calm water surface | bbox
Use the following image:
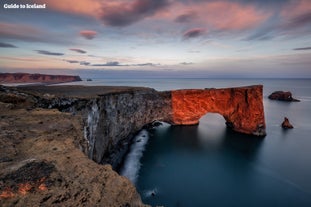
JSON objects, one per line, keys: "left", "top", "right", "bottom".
{"left": 132, "top": 79, "right": 311, "bottom": 207}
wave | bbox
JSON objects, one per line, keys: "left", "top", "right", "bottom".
{"left": 142, "top": 187, "right": 158, "bottom": 198}
{"left": 298, "top": 96, "right": 311, "bottom": 102}
{"left": 120, "top": 130, "right": 149, "bottom": 184}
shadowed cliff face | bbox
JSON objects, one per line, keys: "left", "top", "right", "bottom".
{"left": 171, "top": 85, "right": 266, "bottom": 136}
{"left": 84, "top": 89, "right": 172, "bottom": 169}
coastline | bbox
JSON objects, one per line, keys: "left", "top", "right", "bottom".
{"left": 0, "top": 84, "right": 266, "bottom": 206}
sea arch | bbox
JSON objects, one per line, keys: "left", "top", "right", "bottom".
{"left": 170, "top": 85, "right": 266, "bottom": 136}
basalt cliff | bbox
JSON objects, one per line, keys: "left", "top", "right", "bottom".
{"left": 0, "top": 73, "right": 82, "bottom": 84}
{"left": 0, "top": 84, "right": 265, "bottom": 206}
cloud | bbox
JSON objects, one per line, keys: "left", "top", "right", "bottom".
{"left": 35, "top": 0, "right": 101, "bottom": 17}
{"left": 35, "top": 50, "right": 64, "bottom": 56}
{"left": 100, "top": 0, "right": 170, "bottom": 26}
{"left": 175, "top": 12, "right": 197, "bottom": 23}
{"left": 63, "top": 59, "right": 79, "bottom": 63}
{"left": 80, "top": 30, "right": 97, "bottom": 39}
{"left": 0, "top": 22, "right": 73, "bottom": 44}
{"left": 180, "top": 62, "right": 194, "bottom": 65}
{"left": 0, "top": 42, "right": 17, "bottom": 48}
{"left": 63, "top": 59, "right": 90, "bottom": 65}
{"left": 188, "top": 50, "right": 200, "bottom": 53}
{"left": 134, "top": 63, "right": 159, "bottom": 66}
{"left": 280, "top": 0, "right": 311, "bottom": 31}
{"left": 0, "top": 22, "right": 45, "bottom": 42}
{"left": 91, "top": 61, "right": 158, "bottom": 67}
{"left": 293, "top": 47, "right": 311, "bottom": 51}
{"left": 183, "top": 28, "right": 205, "bottom": 39}
{"left": 69, "top": 48, "right": 87, "bottom": 54}
{"left": 284, "top": 12, "right": 311, "bottom": 30}
{"left": 92, "top": 61, "right": 120, "bottom": 66}
{"left": 80, "top": 61, "right": 90, "bottom": 66}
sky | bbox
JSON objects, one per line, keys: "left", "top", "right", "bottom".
{"left": 0, "top": 0, "right": 310, "bottom": 78}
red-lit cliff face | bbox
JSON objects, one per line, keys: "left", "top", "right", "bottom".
{"left": 0, "top": 73, "right": 82, "bottom": 84}
{"left": 171, "top": 85, "right": 266, "bottom": 136}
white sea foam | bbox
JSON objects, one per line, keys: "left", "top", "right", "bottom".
{"left": 143, "top": 188, "right": 158, "bottom": 198}
{"left": 120, "top": 130, "right": 149, "bottom": 184}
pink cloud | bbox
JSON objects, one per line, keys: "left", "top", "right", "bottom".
{"left": 0, "top": 22, "right": 44, "bottom": 41}
{"left": 99, "top": 0, "right": 170, "bottom": 26}
{"left": 280, "top": 0, "right": 311, "bottom": 30}
{"left": 281, "top": 0, "right": 311, "bottom": 20}
{"left": 80, "top": 30, "right": 97, "bottom": 39}
{"left": 36, "top": 0, "right": 170, "bottom": 26}
{"left": 156, "top": 1, "right": 270, "bottom": 31}
{"left": 36, "top": 0, "right": 101, "bottom": 17}
{"left": 0, "top": 22, "right": 73, "bottom": 44}
{"left": 202, "top": 1, "right": 268, "bottom": 31}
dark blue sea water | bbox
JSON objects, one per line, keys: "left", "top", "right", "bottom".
{"left": 64, "top": 78, "right": 311, "bottom": 206}
{"left": 114, "top": 79, "right": 311, "bottom": 207}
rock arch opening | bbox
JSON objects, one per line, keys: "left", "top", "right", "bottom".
{"left": 198, "top": 113, "right": 227, "bottom": 147}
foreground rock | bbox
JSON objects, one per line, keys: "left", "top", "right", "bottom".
{"left": 0, "top": 95, "right": 147, "bottom": 206}
{"left": 282, "top": 117, "right": 294, "bottom": 129}
{"left": 268, "top": 91, "right": 300, "bottom": 102}
{"left": 0, "top": 73, "right": 82, "bottom": 84}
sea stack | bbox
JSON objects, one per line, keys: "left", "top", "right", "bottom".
{"left": 282, "top": 117, "right": 294, "bottom": 129}
{"left": 268, "top": 91, "right": 300, "bottom": 102}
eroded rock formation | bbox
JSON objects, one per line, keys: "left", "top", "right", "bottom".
{"left": 268, "top": 91, "right": 300, "bottom": 102}
{"left": 171, "top": 85, "right": 266, "bottom": 136}
{"left": 0, "top": 73, "right": 82, "bottom": 84}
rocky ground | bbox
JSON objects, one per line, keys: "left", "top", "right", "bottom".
{"left": 0, "top": 86, "right": 147, "bottom": 207}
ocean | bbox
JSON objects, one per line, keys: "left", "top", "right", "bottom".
{"left": 65, "top": 78, "right": 311, "bottom": 206}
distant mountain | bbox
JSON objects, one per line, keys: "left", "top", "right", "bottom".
{"left": 0, "top": 73, "right": 82, "bottom": 84}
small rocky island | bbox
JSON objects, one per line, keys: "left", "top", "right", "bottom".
{"left": 282, "top": 117, "right": 294, "bottom": 129}
{"left": 0, "top": 84, "right": 266, "bottom": 206}
{"left": 0, "top": 73, "right": 82, "bottom": 84}
{"left": 268, "top": 91, "right": 300, "bottom": 102}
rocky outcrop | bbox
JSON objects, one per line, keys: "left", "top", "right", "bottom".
{"left": 268, "top": 91, "right": 300, "bottom": 102}
{"left": 171, "top": 85, "right": 266, "bottom": 136}
{"left": 282, "top": 117, "right": 294, "bottom": 129}
{"left": 0, "top": 73, "right": 82, "bottom": 84}
{"left": 0, "top": 104, "right": 147, "bottom": 207}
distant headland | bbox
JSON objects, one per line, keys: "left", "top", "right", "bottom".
{"left": 0, "top": 73, "right": 82, "bottom": 84}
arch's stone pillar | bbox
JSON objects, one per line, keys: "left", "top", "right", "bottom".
{"left": 171, "top": 85, "right": 266, "bottom": 136}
